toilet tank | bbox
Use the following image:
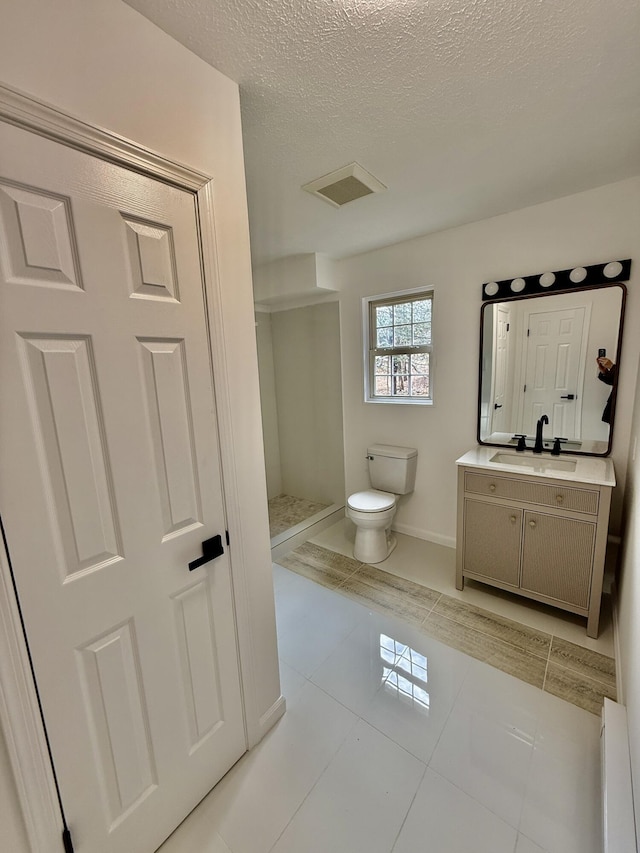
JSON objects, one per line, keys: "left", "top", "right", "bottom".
{"left": 367, "top": 444, "right": 418, "bottom": 494}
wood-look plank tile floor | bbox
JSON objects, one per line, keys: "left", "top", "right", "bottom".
{"left": 277, "top": 542, "right": 616, "bottom": 715}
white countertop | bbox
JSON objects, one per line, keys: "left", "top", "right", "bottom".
{"left": 456, "top": 446, "right": 616, "bottom": 488}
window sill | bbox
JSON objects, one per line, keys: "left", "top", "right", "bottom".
{"left": 364, "top": 397, "right": 433, "bottom": 406}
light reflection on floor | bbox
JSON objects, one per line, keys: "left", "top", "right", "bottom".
{"left": 380, "top": 634, "right": 430, "bottom": 712}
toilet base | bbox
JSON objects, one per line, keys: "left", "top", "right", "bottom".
{"left": 354, "top": 528, "right": 397, "bottom": 564}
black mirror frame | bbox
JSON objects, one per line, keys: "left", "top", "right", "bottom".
{"left": 477, "top": 263, "right": 629, "bottom": 457}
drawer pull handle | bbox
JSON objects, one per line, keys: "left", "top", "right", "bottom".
{"left": 556, "top": 494, "right": 564, "bottom": 504}
{"left": 510, "top": 515, "right": 517, "bottom": 523}
{"left": 489, "top": 484, "right": 496, "bottom": 492}
{"left": 529, "top": 520, "right": 537, "bottom": 529}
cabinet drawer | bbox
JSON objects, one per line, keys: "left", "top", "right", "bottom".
{"left": 464, "top": 471, "right": 599, "bottom": 515}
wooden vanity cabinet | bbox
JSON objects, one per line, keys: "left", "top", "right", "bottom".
{"left": 456, "top": 466, "right": 612, "bottom": 638}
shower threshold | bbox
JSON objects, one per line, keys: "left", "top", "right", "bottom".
{"left": 269, "top": 499, "right": 345, "bottom": 554}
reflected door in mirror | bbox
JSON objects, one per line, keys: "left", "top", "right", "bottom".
{"left": 521, "top": 305, "right": 586, "bottom": 440}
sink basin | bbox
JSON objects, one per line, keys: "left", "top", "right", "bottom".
{"left": 489, "top": 452, "right": 577, "bottom": 473}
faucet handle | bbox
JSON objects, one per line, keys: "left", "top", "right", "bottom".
{"left": 513, "top": 434, "right": 527, "bottom": 452}
{"left": 551, "top": 437, "right": 567, "bottom": 456}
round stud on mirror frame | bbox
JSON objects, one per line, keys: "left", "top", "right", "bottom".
{"left": 539, "top": 272, "right": 555, "bottom": 288}
{"left": 569, "top": 267, "right": 587, "bottom": 283}
{"left": 603, "top": 261, "right": 623, "bottom": 279}
{"left": 510, "top": 278, "right": 525, "bottom": 292}
{"left": 484, "top": 281, "right": 499, "bottom": 297}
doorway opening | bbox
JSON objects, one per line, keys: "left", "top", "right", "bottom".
{"left": 255, "top": 302, "right": 345, "bottom": 548}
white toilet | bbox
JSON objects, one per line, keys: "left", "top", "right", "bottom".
{"left": 347, "top": 444, "right": 418, "bottom": 563}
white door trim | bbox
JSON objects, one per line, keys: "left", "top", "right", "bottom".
{"left": 0, "top": 83, "right": 278, "bottom": 853}
{"left": 0, "top": 522, "right": 62, "bottom": 851}
{"left": 0, "top": 83, "right": 209, "bottom": 191}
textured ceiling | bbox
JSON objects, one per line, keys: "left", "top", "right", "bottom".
{"left": 125, "top": 0, "right": 640, "bottom": 266}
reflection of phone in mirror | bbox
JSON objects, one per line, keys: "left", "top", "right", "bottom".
{"left": 598, "top": 348, "right": 606, "bottom": 358}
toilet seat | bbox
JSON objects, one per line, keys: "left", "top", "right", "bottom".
{"left": 347, "top": 489, "right": 395, "bottom": 513}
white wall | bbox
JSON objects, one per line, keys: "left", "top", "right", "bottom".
{"left": 256, "top": 311, "right": 283, "bottom": 498}
{"left": 337, "top": 177, "right": 640, "bottom": 547}
{"left": 617, "top": 349, "right": 640, "bottom": 838}
{"left": 0, "top": 0, "right": 281, "bottom": 847}
{"left": 253, "top": 253, "right": 338, "bottom": 306}
{"left": 271, "top": 302, "right": 345, "bottom": 506}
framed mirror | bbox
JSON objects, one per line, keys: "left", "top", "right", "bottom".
{"left": 478, "top": 261, "right": 629, "bottom": 456}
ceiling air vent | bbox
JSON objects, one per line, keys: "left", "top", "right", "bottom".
{"left": 302, "top": 162, "right": 386, "bottom": 208}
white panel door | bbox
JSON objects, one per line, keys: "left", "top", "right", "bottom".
{"left": 520, "top": 306, "right": 586, "bottom": 440}
{"left": 0, "top": 122, "right": 246, "bottom": 852}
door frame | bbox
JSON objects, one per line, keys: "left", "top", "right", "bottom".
{"left": 488, "top": 303, "right": 513, "bottom": 437}
{"left": 0, "top": 83, "right": 280, "bottom": 852}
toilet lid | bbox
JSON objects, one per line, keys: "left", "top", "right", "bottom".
{"left": 347, "top": 489, "right": 395, "bottom": 512}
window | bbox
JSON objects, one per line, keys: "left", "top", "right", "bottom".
{"left": 364, "top": 288, "right": 433, "bottom": 404}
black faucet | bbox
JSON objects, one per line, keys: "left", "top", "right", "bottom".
{"left": 533, "top": 415, "right": 549, "bottom": 454}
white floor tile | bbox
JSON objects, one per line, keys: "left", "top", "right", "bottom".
{"left": 158, "top": 823, "right": 233, "bottom": 853}
{"left": 535, "top": 686, "right": 601, "bottom": 745}
{"left": 271, "top": 720, "right": 425, "bottom": 853}
{"left": 311, "top": 618, "right": 399, "bottom": 715}
{"left": 276, "top": 575, "right": 368, "bottom": 677}
{"left": 429, "top": 660, "right": 540, "bottom": 828}
{"left": 519, "top": 693, "right": 601, "bottom": 853}
{"left": 278, "top": 659, "right": 307, "bottom": 702}
{"left": 271, "top": 564, "right": 330, "bottom": 631}
{"left": 362, "top": 629, "right": 470, "bottom": 763}
{"left": 196, "top": 681, "right": 357, "bottom": 853}
{"left": 272, "top": 560, "right": 299, "bottom": 589}
{"left": 377, "top": 533, "right": 457, "bottom": 589}
{"left": 310, "top": 518, "right": 356, "bottom": 558}
{"left": 455, "top": 657, "right": 544, "bottom": 736}
{"left": 310, "top": 610, "right": 426, "bottom": 715}
{"left": 515, "top": 834, "right": 548, "bottom": 853}
{"left": 391, "top": 768, "right": 518, "bottom": 853}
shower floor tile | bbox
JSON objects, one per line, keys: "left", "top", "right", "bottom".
{"left": 268, "top": 494, "right": 330, "bottom": 538}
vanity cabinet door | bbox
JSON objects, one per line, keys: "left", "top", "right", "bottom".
{"left": 520, "top": 512, "right": 596, "bottom": 609}
{"left": 463, "top": 499, "right": 522, "bottom": 587}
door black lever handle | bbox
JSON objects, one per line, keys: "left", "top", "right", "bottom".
{"left": 560, "top": 394, "right": 575, "bottom": 400}
{"left": 188, "top": 535, "right": 224, "bottom": 571}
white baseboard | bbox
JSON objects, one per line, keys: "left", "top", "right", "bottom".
{"left": 250, "top": 694, "right": 286, "bottom": 748}
{"left": 392, "top": 522, "right": 456, "bottom": 550}
{"left": 601, "top": 698, "right": 637, "bottom": 853}
{"left": 610, "top": 579, "right": 624, "bottom": 704}
{"left": 391, "top": 518, "right": 621, "bottom": 557}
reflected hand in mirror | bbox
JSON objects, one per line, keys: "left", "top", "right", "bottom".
{"left": 596, "top": 357, "right": 617, "bottom": 425}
